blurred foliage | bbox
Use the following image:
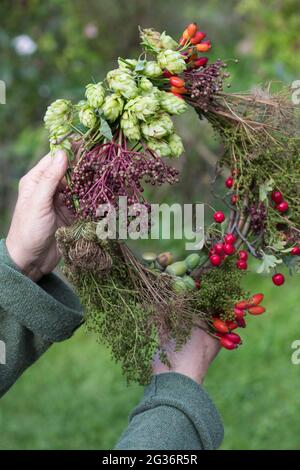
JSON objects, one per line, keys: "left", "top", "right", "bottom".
{"left": 0, "top": 0, "right": 300, "bottom": 449}
{"left": 237, "top": 0, "right": 300, "bottom": 79}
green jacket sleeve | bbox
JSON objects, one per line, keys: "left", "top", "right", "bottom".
{"left": 116, "top": 372, "right": 224, "bottom": 450}
{"left": 0, "top": 239, "right": 83, "bottom": 398}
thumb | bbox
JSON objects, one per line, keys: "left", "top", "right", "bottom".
{"left": 35, "top": 150, "right": 68, "bottom": 204}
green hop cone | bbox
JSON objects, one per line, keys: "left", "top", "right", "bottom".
{"left": 147, "top": 139, "right": 171, "bottom": 157}
{"left": 107, "top": 69, "right": 138, "bottom": 99}
{"left": 103, "top": 94, "right": 124, "bottom": 122}
{"left": 50, "top": 139, "right": 72, "bottom": 154}
{"left": 120, "top": 111, "right": 141, "bottom": 141}
{"left": 143, "top": 61, "right": 162, "bottom": 78}
{"left": 160, "top": 91, "right": 188, "bottom": 115}
{"left": 168, "top": 133, "right": 184, "bottom": 158}
{"left": 85, "top": 82, "right": 105, "bottom": 108}
{"left": 147, "top": 87, "right": 161, "bottom": 101}
{"left": 49, "top": 124, "right": 71, "bottom": 143}
{"left": 118, "top": 58, "right": 138, "bottom": 71}
{"left": 44, "top": 99, "right": 72, "bottom": 132}
{"left": 157, "top": 50, "right": 186, "bottom": 74}
{"left": 126, "top": 94, "right": 159, "bottom": 121}
{"left": 139, "top": 77, "right": 153, "bottom": 92}
{"left": 79, "top": 104, "right": 97, "bottom": 128}
{"left": 140, "top": 28, "right": 162, "bottom": 49}
{"left": 160, "top": 32, "right": 178, "bottom": 50}
{"left": 141, "top": 113, "right": 174, "bottom": 139}
{"left": 159, "top": 113, "right": 174, "bottom": 134}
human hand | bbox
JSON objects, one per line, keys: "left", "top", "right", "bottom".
{"left": 152, "top": 325, "right": 220, "bottom": 385}
{"left": 6, "top": 150, "right": 71, "bottom": 282}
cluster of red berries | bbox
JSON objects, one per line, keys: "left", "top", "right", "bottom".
{"left": 236, "top": 250, "right": 248, "bottom": 270}
{"left": 271, "top": 190, "right": 289, "bottom": 213}
{"left": 225, "top": 174, "right": 240, "bottom": 206}
{"left": 211, "top": 190, "right": 298, "bottom": 286}
{"left": 223, "top": 178, "right": 298, "bottom": 286}
{"left": 209, "top": 229, "right": 250, "bottom": 271}
{"left": 163, "top": 23, "right": 212, "bottom": 100}
{"left": 209, "top": 231, "right": 237, "bottom": 267}
{"left": 179, "top": 22, "right": 211, "bottom": 53}
{"left": 213, "top": 293, "right": 265, "bottom": 350}
{"left": 270, "top": 190, "right": 299, "bottom": 286}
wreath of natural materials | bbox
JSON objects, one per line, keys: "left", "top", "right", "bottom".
{"left": 44, "top": 23, "right": 300, "bottom": 384}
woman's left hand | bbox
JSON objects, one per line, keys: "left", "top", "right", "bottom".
{"left": 6, "top": 150, "right": 70, "bottom": 282}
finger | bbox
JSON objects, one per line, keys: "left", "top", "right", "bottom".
{"left": 18, "top": 153, "right": 54, "bottom": 198}
{"left": 57, "top": 175, "right": 68, "bottom": 192}
{"left": 35, "top": 150, "right": 68, "bottom": 204}
{"left": 71, "top": 137, "right": 83, "bottom": 154}
{"left": 54, "top": 192, "right": 75, "bottom": 227}
{"left": 25, "top": 153, "right": 53, "bottom": 184}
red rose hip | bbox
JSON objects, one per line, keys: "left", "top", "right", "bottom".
{"left": 193, "top": 57, "right": 208, "bottom": 68}
{"left": 213, "top": 318, "right": 229, "bottom": 334}
{"left": 220, "top": 336, "right": 238, "bottom": 350}
{"left": 226, "top": 320, "right": 238, "bottom": 331}
{"left": 248, "top": 306, "right": 266, "bottom": 315}
{"left": 169, "top": 76, "right": 185, "bottom": 88}
{"left": 225, "top": 333, "right": 242, "bottom": 344}
{"left": 190, "top": 31, "right": 206, "bottom": 45}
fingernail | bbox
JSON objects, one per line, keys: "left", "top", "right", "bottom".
{"left": 53, "top": 150, "right": 66, "bottom": 164}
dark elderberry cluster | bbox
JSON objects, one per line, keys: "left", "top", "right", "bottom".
{"left": 184, "top": 60, "right": 228, "bottom": 112}
{"left": 63, "top": 143, "right": 179, "bottom": 219}
{"left": 249, "top": 202, "right": 267, "bottom": 234}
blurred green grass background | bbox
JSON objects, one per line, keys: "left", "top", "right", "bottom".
{"left": 0, "top": 0, "right": 300, "bottom": 450}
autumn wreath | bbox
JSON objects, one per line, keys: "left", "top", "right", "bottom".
{"left": 44, "top": 23, "right": 300, "bottom": 384}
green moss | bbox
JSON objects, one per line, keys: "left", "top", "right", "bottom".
{"left": 69, "top": 248, "right": 158, "bottom": 385}
{"left": 193, "top": 258, "right": 247, "bottom": 320}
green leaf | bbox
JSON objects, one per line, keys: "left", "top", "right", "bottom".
{"left": 72, "top": 122, "right": 89, "bottom": 134}
{"left": 256, "top": 251, "right": 282, "bottom": 274}
{"left": 135, "top": 60, "right": 147, "bottom": 72}
{"left": 259, "top": 178, "right": 274, "bottom": 202}
{"left": 283, "top": 255, "right": 300, "bottom": 275}
{"left": 269, "top": 240, "right": 293, "bottom": 253}
{"left": 100, "top": 117, "right": 113, "bottom": 140}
